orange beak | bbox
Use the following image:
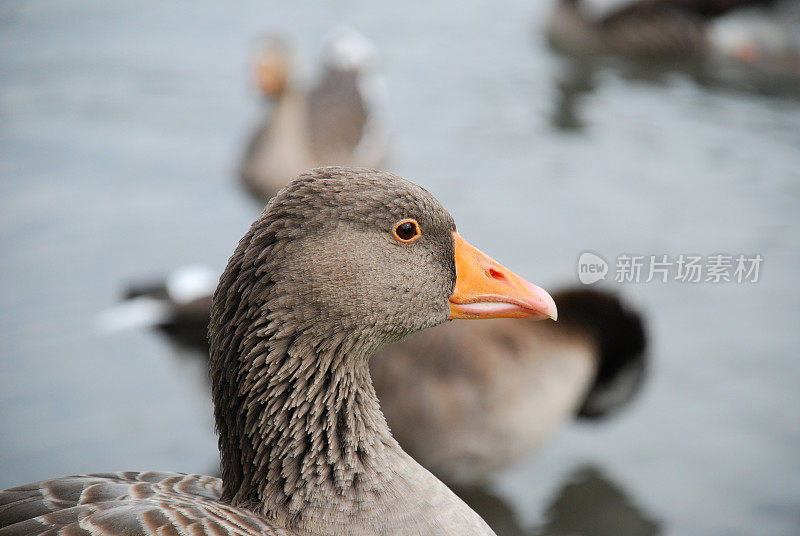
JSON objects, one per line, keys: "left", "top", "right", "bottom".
{"left": 256, "top": 64, "right": 284, "bottom": 97}
{"left": 254, "top": 48, "right": 288, "bottom": 98}
{"left": 449, "top": 232, "right": 557, "bottom": 321}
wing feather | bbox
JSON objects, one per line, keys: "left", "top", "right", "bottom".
{"left": 0, "top": 473, "right": 294, "bottom": 536}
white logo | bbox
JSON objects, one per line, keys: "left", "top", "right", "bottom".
{"left": 578, "top": 252, "right": 608, "bottom": 285}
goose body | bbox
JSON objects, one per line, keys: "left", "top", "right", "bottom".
{"left": 372, "top": 319, "right": 597, "bottom": 483}
{"left": 240, "top": 32, "right": 389, "bottom": 203}
{"left": 1, "top": 168, "right": 558, "bottom": 536}
{"left": 372, "top": 289, "right": 646, "bottom": 484}
{"left": 546, "top": 0, "right": 777, "bottom": 58}
{"left": 0, "top": 473, "right": 288, "bottom": 536}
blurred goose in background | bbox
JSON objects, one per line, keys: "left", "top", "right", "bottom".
{"left": 371, "top": 288, "right": 646, "bottom": 484}
{"left": 97, "top": 265, "right": 217, "bottom": 349}
{"left": 546, "top": 0, "right": 779, "bottom": 59}
{"left": 547, "top": 0, "right": 800, "bottom": 131}
{"left": 2, "top": 167, "right": 562, "bottom": 536}
{"left": 710, "top": 0, "right": 800, "bottom": 76}
{"left": 239, "top": 30, "right": 390, "bottom": 202}
{"left": 102, "top": 266, "right": 647, "bottom": 485}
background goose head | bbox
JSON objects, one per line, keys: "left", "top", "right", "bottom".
{"left": 240, "top": 31, "right": 390, "bottom": 205}
{"left": 254, "top": 36, "right": 291, "bottom": 99}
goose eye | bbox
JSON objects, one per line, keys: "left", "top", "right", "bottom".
{"left": 393, "top": 219, "right": 421, "bottom": 243}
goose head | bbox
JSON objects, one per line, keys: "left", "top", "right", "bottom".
{"left": 215, "top": 167, "right": 556, "bottom": 353}
{"left": 253, "top": 36, "right": 291, "bottom": 98}
{"left": 210, "top": 167, "right": 556, "bottom": 517}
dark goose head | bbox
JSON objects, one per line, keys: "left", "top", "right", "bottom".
{"left": 208, "top": 167, "right": 555, "bottom": 532}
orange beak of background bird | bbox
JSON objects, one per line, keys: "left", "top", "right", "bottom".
{"left": 449, "top": 232, "right": 558, "bottom": 321}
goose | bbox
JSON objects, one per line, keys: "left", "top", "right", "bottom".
{"left": 239, "top": 31, "right": 389, "bottom": 203}
{"left": 103, "top": 276, "right": 646, "bottom": 485}
{"left": 0, "top": 167, "right": 558, "bottom": 536}
{"left": 546, "top": 0, "right": 778, "bottom": 59}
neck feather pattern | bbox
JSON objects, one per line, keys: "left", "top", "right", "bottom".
{"left": 212, "top": 318, "right": 400, "bottom": 514}
{"left": 208, "top": 220, "right": 403, "bottom": 531}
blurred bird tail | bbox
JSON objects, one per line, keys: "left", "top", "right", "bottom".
{"left": 553, "top": 288, "right": 648, "bottom": 420}
{"left": 96, "top": 295, "right": 171, "bottom": 334}
{"left": 95, "top": 265, "right": 217, "bottom": 335}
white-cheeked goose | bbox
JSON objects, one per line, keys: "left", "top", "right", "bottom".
{"left": 0, "top": 167, "right": 558, "bottom": 536}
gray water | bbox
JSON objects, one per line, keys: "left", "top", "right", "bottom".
{"left": 1, "top": 1, "right": 799, "bottom": 535}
